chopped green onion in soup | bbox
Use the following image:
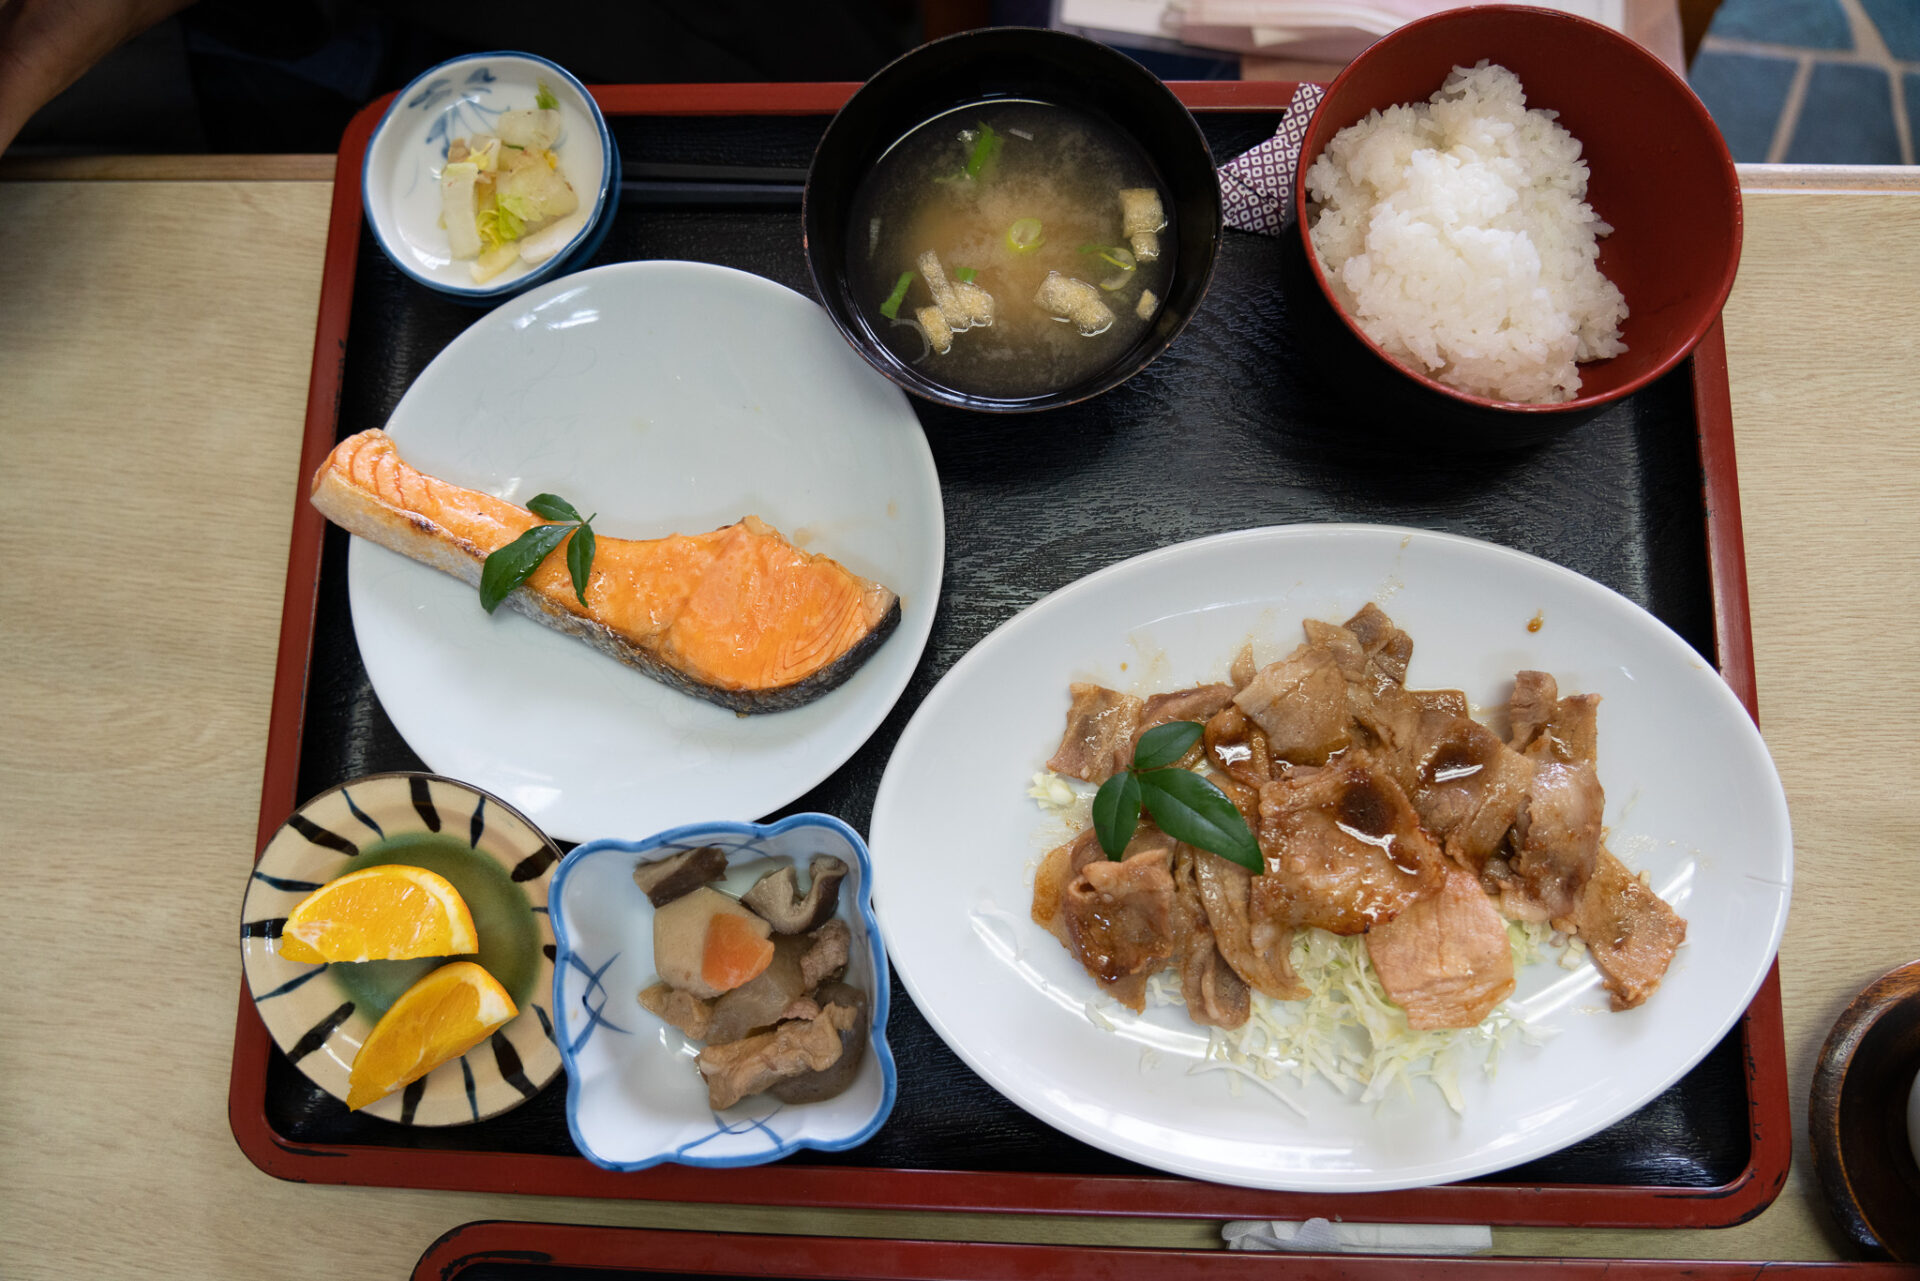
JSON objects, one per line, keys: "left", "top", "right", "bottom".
{"left": 1006, "top": 218, "right": 1045, "bottom": 253}
{"left": 878, "top": 270, "right": 915, "bottom": 320}
{"left": 964, "top": 122, "right": 1003, "bottom": 180}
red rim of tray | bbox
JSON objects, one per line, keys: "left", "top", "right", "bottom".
{"left": 232, "top": 79, "right": 1790, "bottom": 1229}
{"left": 414, "top": 1222, "right": 1913, "bottom": 1280}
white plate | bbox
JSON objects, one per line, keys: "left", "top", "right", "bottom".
{"left": 349, "top": 261, "right": 943, "bottom": 844}
{"left": 868, "top": 524, "right": 1792, "bottom": 1192}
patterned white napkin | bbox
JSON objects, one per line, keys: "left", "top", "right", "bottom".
{"left": 1217, "top": 82, "right": 1327, "bottom": 235}
{"left": 1224, "top": 1217, "right": 1493, "bottom": 1253}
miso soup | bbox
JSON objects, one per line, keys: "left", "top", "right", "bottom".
{"left": 848, "top": 99, "right": 1174, "bottom": 399}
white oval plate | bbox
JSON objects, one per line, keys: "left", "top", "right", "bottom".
{"left": 868, "top": 524, "right": 1792, "bottom": 1192}
{"left": 348, "top": 261, "right": 943, "bottom": 843}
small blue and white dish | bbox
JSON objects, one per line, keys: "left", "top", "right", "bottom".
{"left": 363, "top": 51, "right": 618, "bottom": 301}
{"left": 551, "top": 814, "right": 897, "bottom": 1170}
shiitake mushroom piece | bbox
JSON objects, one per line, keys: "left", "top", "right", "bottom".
{"left": 741, "top": 854, "right": 849, "bottom": 934}
{"left": 632, "top": 845, "right": 730, "bottom": 907}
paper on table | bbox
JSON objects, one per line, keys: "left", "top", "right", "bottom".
{"left": 1061, "top": 0, "right": 1624, "bottom": 62}
{"left": 1058, "top": 0, "right": 1178, "bottom": 41}
{"left": 1224, "top": 1218, "right": 1493, "bottom": 1253}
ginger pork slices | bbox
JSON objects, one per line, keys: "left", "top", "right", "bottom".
{"left": 1034, "top": 603, "right": 1689, "bottom": 1031}
{"left": 310, "top": 429, "right": 900, "bottom": 712}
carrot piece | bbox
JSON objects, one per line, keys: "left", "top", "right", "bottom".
{"left": 701, "top": 912, "right": 774, "bottom": 993}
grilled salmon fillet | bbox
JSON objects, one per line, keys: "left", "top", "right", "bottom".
{"left": 310, "top": 429, "right": 900, "bottom": 712}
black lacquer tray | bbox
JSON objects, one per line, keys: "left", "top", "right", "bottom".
{"left": 231, "top": 82, "right": 1788, "bottom": 1226}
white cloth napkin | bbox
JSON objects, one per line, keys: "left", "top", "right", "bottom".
{"left": 1223, "top": 1217, "right": 1493, "bottom": 1253}
{"left": 1216, "top": 82, "right": 1326, "bottom": 235}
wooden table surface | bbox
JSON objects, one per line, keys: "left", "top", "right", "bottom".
{"left": 2, "top": 158, "right": 1916, "bottom": 1278}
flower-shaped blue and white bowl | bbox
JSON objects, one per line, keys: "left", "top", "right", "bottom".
{"left": 363, "top": 51, "right": 619, "bottom": 301}
{"left": 551, "top": 814, "right": 897, "bottom": 1170}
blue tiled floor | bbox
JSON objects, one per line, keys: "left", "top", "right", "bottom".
{"left": 1690, "top": 50, "right": 1799, "bottom": 161}
{"left": 1860, "top": 0, "right": 1920, "bottom": 60}
{"left": 1691, "top": 0, "right": 1919, "bottom": 163}
{"left": 1708, "top": 0, "right": 1854, "bottom": 51}
{"left": 1785, "top": 62, "right": 1904, "bottom": 161}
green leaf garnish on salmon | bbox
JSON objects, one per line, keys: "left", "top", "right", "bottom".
{"left": 480, "top": 492, "right": 598, "bottom": 612}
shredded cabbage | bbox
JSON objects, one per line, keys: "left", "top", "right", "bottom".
{"left": 1027, "top": 771, "right": 1079, "bottom": 811}
{"left": 1509, "top": 918, "right": 1553, "bottom": 967}
{"left": 1198, "top": 927, "right": 1548, "bottom": 1115}
{"left": 1030, "top": 770, "right": 1555, "bottom": 1114}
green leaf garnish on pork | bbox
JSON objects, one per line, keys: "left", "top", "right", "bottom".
{"left": 1138, "top": 768, "right": 1261, "bottom": 871}
{"left": 1091, "top": 721, "right": 1261, "bottom": 871}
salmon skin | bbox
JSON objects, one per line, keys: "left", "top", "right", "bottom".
{"left": 310, "top": 429, "right": 900, "bottom": 713}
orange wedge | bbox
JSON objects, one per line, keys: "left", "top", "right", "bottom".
{"left": 277, "top": 864, "right": 478, "bottom": 965}
{"left": 347, "top": 961, "right": 517, "bottom": 1110}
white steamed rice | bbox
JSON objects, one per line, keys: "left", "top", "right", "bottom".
{"left": 1304, "top": 61, "right": 1628, "bottom": 404}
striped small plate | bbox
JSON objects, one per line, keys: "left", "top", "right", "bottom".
{"left": 240, "top": 772, "right": 562, "bottom": 1125}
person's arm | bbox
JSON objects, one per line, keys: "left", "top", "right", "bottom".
{"left": 0, "top": 0, "right": 196, "bottom": 156}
